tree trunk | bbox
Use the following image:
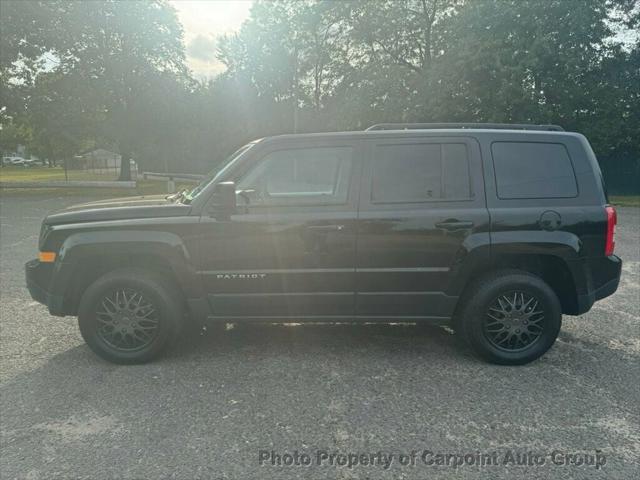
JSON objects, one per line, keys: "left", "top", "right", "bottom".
{"left": 118, "top": 150, "right": 132, "bottom": 181}
{"left": 292, "top": 44, "right": 299, "bottom": 133}
{"left": 47, "top": 142, "right": 55, "bottom": 167}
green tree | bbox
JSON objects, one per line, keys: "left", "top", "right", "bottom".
{"left": 61, "top": 0, "right": 188, "bottom": 179}
{"left": 0, "top": 116, "right": 32, "bottom": 161}
{"left": 26, "top": 71, "right": 100, "bottom": 167}
{"left": 1, "top": 0, "right": 189, "bottom": 179}
{"left": 2, "top": 0, "right": 638, "bottom": 192}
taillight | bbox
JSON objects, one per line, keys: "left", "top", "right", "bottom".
{"left": 605, "top": 205, "right": 617, "bottom": 256}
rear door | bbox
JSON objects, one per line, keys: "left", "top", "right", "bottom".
{"left": 355, "top": 135, "right": 489, "bottom": 319}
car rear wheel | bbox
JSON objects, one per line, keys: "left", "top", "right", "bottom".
{"left": 78, "top": 268, "right": 182, "bottom": 364}
{"left": 457, "top": 270, "right": 562, "bottom": 365}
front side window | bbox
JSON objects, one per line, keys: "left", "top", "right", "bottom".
{"left": 237, "top": 146, "right": 353, "bottom": 206}
{"left": 372, "top": 143, "right": 472, "bottom": 203}
{"left": 492, "top": 142, "right": 578, "bottom": 199}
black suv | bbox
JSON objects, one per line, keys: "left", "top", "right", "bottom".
{"left": 26, "top": 123, "right": 621, "bottom": 365}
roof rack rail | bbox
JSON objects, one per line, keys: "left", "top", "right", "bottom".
{"left": 365, "top": 123, "right": 565, "bottom": 132}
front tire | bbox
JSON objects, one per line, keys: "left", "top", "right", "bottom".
{"left": 457, "top": 270, "right": 562, "bottom": 365}
{"left": 78, "top": 268, "right": 182, "bottom": 364}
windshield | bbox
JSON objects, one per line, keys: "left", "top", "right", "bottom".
{"left": 184, "top": 143, "right": 255, "bottom": 202}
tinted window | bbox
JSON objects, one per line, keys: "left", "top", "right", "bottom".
{"left": 492, "top": 142, "right": 578, "bottom": 199}
{"left": 237, "top": 146, "right": 352, "bottom": 205}
{"left": 372, "top": 143, "right": 471, "bottom": 203}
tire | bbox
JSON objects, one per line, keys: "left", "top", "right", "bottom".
{"left": 78, "top": 268, "right": 183, "bottom": 364}
{"left": 456, "top": 269, "right": 562, "bottom": 365}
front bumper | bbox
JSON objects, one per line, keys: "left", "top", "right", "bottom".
{"left": 25, "top": 259, "right": 66, "bottom": 316}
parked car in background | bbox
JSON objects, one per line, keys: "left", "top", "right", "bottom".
{"left": 6, "top": 157, "right": 37, "bottom": 167}
{"left": 3, "top": 156, "right": 27, "bottom": 166}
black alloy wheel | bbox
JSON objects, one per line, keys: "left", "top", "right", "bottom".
{"left": 95, "top": 288, "right": 160, "bottom": 351}
{"left": 78, "top": 268, "right": 182, "bottom": 364}
{"left": 457, "top": 270, "right": 562, "bottom": 365}
{"left": 482, "top": 291, "right": 545, "bottom": 352}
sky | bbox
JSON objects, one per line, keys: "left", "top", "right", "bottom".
{"left": 170, "top": 0, "right": 253, "bottom": 79}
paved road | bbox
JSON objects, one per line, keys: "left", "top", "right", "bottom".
{"left": 1, "top": 192, "right": 638, "bottom": 480}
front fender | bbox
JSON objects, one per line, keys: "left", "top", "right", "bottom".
{"left": 52, "top": 230, "right": 200, "bottom": 299}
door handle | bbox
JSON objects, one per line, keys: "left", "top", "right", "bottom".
{"left": 435, "top": 220, "right": 474, "bottom": 231}
{"left": 307, "top": 224, "right": 345, "bottom": 232}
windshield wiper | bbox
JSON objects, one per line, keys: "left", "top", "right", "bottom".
{"left": 166, "top": 188, "right": 189, "bottom": 203}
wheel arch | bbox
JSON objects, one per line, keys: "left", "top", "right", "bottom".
{"left": 455, "top": 253, "right": 581, "bottom": 315}
{"left": 55, "top": 231, "right": 200, "bottom": 316}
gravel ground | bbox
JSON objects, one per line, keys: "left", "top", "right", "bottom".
{"left": 1, "top": 192, "right": 638, "bottom": 480}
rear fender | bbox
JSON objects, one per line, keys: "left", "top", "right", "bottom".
{"left": 489, "top": 231, "right": 587, "bottom": 293}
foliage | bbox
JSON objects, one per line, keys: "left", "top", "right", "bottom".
{"left": 1, "top": 0, "right": 188, "bottom": 178}
{"left": 1, "top": 0, "right": 638, "bottom": 189}
{"left": 213, "top": 0, "right": 639, "bottom": 162}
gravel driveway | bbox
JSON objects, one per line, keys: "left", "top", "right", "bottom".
{"left": 1, "top": 192, "right": 638, "bottom": 480}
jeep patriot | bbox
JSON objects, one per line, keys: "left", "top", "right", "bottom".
{"left": 26, "top": 123, "right": 622, "bottom": 364}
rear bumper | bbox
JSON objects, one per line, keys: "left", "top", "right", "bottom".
{"left": 25, "top": 259, "right": 66, "bottom": 316}
{"left": 575, "top": 255, "right": 621, "bottom": 315}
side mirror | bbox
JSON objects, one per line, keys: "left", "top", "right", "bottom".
{"left": 208, "top": 181, "right": 236, "bottom": 219}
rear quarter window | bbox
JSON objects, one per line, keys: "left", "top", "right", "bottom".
{"left": 491, "top": 142, "right": 578, "bottom": 199}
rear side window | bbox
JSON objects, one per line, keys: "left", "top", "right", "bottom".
{"left": 372, "top": 143, "right": 472, "bottom": 203}
{"left": 492, "top": 142, "right": 578, "bottom": 199}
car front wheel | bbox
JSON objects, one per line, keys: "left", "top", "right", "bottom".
{"left": 78, "top": 268, "right": 182, "bottom": 364}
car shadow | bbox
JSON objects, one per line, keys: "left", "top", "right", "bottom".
{"left": 0, "top": 323, "right": 470, "bottom": 441}
{"left": 2, "top": 320, "right": 637, "bottom": 479}
{"left": 165, "top": 321, "right": 467, "bottom": 365}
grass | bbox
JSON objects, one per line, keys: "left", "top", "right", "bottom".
{"left": 1, "top": 166, "right": 196, "bottom": 198}
{"left": 610, "top": 195, "right": 640, "bottom": 207}
{"left": 0, "top": 165, "right": 121, "bottom": 182}
{"left": 1, "top": 179, "right": 195, "bottom": 198}
{"left": 0, "top": 165, "right": 182, "bottom": 197}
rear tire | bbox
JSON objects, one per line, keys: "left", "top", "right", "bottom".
{"left": 78, "top": 268, "right": 183, "bottom": 364}
{"left": 457, "top": 270, "right": 561, "bottom": 365}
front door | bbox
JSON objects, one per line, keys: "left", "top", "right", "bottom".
{"left": 198, "top": 138, "right": 361, "bottom": 319}
{"left": 355, "top": 136, "right": 490, "bottom": 319}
